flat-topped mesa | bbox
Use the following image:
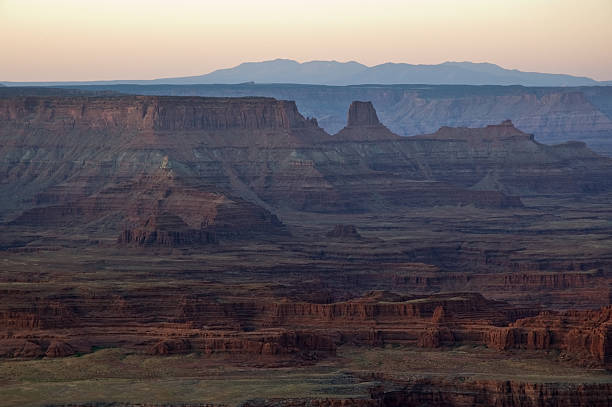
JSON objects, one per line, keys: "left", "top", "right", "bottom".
{"left": 333, "top": 101, "right": 400, "bottom": 141}
{"left": 151, "top": 97, "right": 317, "bottom": 131}
{"left": 0, "top": 95, "right": 319, "bottom": 132}
{"left": 422, "top": 119, "right": 535, "bottom": 142}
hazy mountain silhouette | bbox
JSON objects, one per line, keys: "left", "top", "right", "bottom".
{"left": 2, "top": 59, "right": 609, "bottom": 87}
{"left": 114, "top": 59, "right": 607, "bottom": 86}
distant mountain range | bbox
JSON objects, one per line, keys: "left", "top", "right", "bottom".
{"left": 2, "top": 59, "right": 611, "bottom": 87}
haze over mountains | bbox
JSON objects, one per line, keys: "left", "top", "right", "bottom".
{"left": 3, "top": 59, "right": 611, "bottom": 87}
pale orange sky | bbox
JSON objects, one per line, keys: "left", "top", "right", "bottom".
{"left": 1, "top": 0, "right": 611, "bottom": 81}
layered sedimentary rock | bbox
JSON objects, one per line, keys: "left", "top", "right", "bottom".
{"left": 83, "top": 83, "right": 612, "bottom": 156}
{"left": 0, "top": 95, "right": 311, "bottom": 234}
{"left": 4, "top": 92, "right": 611, "bottom": 234}
{"left": 2, "top": 285, "right": 610, "bottom": 368}
{"left": 347, "top": 101, "right": 381, "bottom": 126}
{"left": 118, "top": 212, "right": 217, "bottom": 246}
{"left": 333, "top": 101, "right": 399, "bottom": 141}
{"left": 2, "top": 90, "right": 612, "bottom": 406}
{"left": 407, "top": 120, "right": 612, "bottom": 194}
{"left": 326, "top": 224, "right": 361, "bottom": 239}
{"left": 484, "top": 307, "right": 612, "bottom": 366}
{"left": 0, "top": 93, "right": 540, "bottom": 232}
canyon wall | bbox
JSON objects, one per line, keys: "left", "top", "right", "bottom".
{"left": 1, "top": 287, "right": 610, "bottom": 368}
{"left": 2, "top": 91, "right": 612, "bottom": 239}
{"left": 69, "top": 83, "right": 612, "bottom": 156}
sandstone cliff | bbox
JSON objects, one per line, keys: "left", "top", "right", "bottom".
{"left": 0, "top": 93, "right": 532, "bottom": 233}
{"left": 2, "top": 93, "right": 611, "bottom": 238}
{"left": 4, "top": 288, "right": 608, "bottom": 368}
{"left": 74, "top": 83, "right": 612, "bottom": 156}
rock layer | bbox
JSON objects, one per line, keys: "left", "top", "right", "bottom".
{"left": 2, "top": 287, "right": 610, "bottom": 368}
{"left": 0, "top": 93, "right": 548, "bottom": 231}
{"left": 78, "top": 83, "right": 612, "bottom": 156}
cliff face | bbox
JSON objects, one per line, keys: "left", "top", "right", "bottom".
{"left": 0, "top": 95, "right": 316, "bottom": 132}
{"left": 0, "top": 94, "right": 523, "bottom": 232}
{"left": 3, "top": 90, "right": 612, "bottom": 407}
{"left": 77, "top": 83, "right": 612, "bottom": 156}
{"left": 489, "top": 307, "right": 612, "bottom": 366}
{"left": 0, "top": 95, "right": 317, "bottom": 235}
{"left": 346, "top": 101, "right": 381, "bottom": 126}
{"left": 2, "top": 93, "right": 611, "bottom": 237}
{"left": 399, "top": 120, "right": 612, "bottom": 194}
{"left": 334, "top": 101, "right": 399, "bottom": 141}
{"left": 117, "top": 212, "right": 218, "bottom": 246}
{"left": 1, "top": 287, "right": 610, "bottom": 368}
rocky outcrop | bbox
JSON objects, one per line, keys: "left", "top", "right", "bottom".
{"left": 91, "top": 84, "right": 612, "bottom": 155}
{"left": 326, "top": 225, "right": 361, "bottom": 239}
{"left": 347, "top": 101, "right": 381, "bottom": 127}
{"left": 0, "top": 339, "right": 44, "bottom": 358}
{"left": 148, "top": 338, "right": 192, "bottom": 355}
{"left": 334, "top": 101, "right": 399, "bottom": 141}
{"left": 0, "top": 279, "right": 611, "bottom": 367}
{"left": 404, "top": 120, "right": 612, "bottom": 194}
{"left": 503, "top": 271, "right": 599, "bottom": 290}
{"left": 118, "top": 213, "right": 217, "bottom": 246}
{"left": 45, "top": 340, "right": 76, "bottom": 357}
{"left": 1, "top": 94, "right": 546, "bottom": 227}
{"left": 485, "top": 307, "right": 612, "bottom": 367}
{"left": 9, "top": 169, "right": 286, "bottom": 242}
{"left": 0, "top": 94, "right": 327, "bottom": 228}
{"left": 105, "top": 83, "right": 612, "bottom": 156}
{"left": 417, "top": 327, "right": 454, "bottom": 348}
{"left": 0, "top": 95, "right": 319, "bottom": 132}
{"left": 0, "top": 289, "right": 546, "bottom": 361}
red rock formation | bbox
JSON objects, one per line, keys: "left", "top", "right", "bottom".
{"left": 45, "top": 340, "right": 76, "bottom": 357}
{"left": 347, "top": 101, "right": 381, "bottom": 127}
{"left": 0, "top": 95, "right": 320, "bottom": 133}
{"left": 417, "top": 327, "right": 454, "bottom": 348}
{"left": 334, "top": 101, "right": 399, "bottom": 141}
{"left": 0, "top": 94, "right": 540, "bottom": 227}
{"left": 118, "top": 212, "right": 217, "bottom": 246}
{"left": 409, "top": 120, "right": 612, "bottom": 194}
{"left": 0, "top": 339, "right": 44, "bottom": 358}
{"left": 1, "top": 281, "right": 611, "bottom": 369}
{"left": 485, "top": 307, "right": 612, "bottom": 368}
{"left": 148, "top": 338, "right": 192, "bottom": 355}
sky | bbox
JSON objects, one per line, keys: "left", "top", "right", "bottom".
{"left": 1, "top": 0, "right": 611, "bottom": 81}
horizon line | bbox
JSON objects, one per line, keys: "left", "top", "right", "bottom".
{"left": 1, "top": 58, "right": 609, "bottom": 84}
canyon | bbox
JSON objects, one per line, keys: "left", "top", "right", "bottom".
{"left": 1, "top": 87, "right": 612, "bottom": 406}
{"left": 55, "top": 83, "right": 612, "bottom": 156}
